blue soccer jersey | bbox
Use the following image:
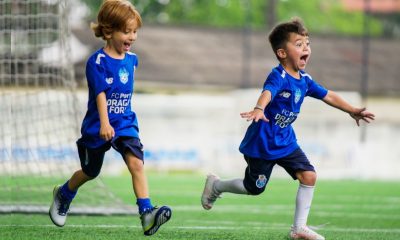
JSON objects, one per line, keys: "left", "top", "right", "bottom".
{"left": 79, "top": 48, "right": 139, "bottom": 148}
{"left": 239, "top": 64, "right": 328, "bottom": 160}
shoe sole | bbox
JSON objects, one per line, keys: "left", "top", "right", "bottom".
{"left": 144, "top": 206, "right": 172, "bottom": 236}
{"left": 290, "top": 232, "right": 325, "bottom": 240}
{"left": 201, "top": 174, "right": 219, "bottom": 210}
{"left": 49, "top": 186, "right": 65, "bottom": 227}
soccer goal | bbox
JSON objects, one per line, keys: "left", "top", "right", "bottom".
{"left": 0, "top": 0, "right": 135, "bottom": 215}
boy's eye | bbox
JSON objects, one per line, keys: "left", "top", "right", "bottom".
{"left": 124, "top": 29, "right": 137, "bottom": 34}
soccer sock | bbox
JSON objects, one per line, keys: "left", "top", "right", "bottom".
{"left": 293, "top": 184, "right": 315, "bottom": 229}
{"left": 60, "top": 181, "right": 77, "bottom": 201}
{"left": 136, "top": 198, "right": 153, "bottom": 215}
{"left": 214, "top": 179, "right": 248, "bottom": 194}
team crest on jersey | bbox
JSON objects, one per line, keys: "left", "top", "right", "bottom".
{"left": 279, "top": 91, "right": 291, "bottom": 98}
{"left": 119, "top": 67, "right": 129, "bottom": 84}
{"left": 256, "top": 175, "right": 267, "bottom": 188}
{"left": 105, "top": 77, "right": 113, "bottom": 84}
{"left": 294, "top": 88, "right": 301, "bottom": 104}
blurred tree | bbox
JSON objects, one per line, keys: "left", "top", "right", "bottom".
{"left": 79, "top": 0, "right": 398, "bottom": 37}
{"left": 376, "top": 13, "right": 400, "bottom": 37}
{"left": 277, "top": 0, "right": 382, "bottom": 36}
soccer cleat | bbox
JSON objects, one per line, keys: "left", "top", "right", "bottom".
{"left": 49, "top": 185, "right": 71, "bottom": 227}
{"left": 201, "top": 174, "right": 221, "bottom": 210}
{"left": 289, "top": 225, "right": 325, "bottom": 240}
{"left": 141, "top": 206, "right": 172, "bottom": 236}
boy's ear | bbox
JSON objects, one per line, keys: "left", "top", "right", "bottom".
{"left": 103, "top": 29, "right": 112, "bottom": 40}
{"left": 276, "top": 49, "right": 286, "bottom": 59}
{"left": 104, "top": 33, "right": 112, "bottom": 40}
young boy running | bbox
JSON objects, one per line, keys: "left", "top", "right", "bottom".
{"left": 49, "top": 0, "right": 171, "bottom": 235}
{"left": 201, "top": 18, "right": 374, "bottom": 240}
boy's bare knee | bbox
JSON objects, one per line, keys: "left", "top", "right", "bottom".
{"left": 126, "top": 155, "right": 144, "bottom": 173}
{"left": 297, "top": 171, "right": 317, "bottom": 186}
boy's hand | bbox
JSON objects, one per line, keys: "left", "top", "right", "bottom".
{"left": 240, "top": 109, "right": 269, "bottom": 123}
{"left": 99, "top": 123, "right": 115, "bottom": 141}
{"left": 350, "top": 107, "right": 375, "bottom": 126}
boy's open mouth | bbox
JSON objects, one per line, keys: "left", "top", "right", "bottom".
{"left": 300, "top": 54, "right": 309, "bottom": 64}
{"left": 124, "top": 42, "right": 131, "bottom": 50}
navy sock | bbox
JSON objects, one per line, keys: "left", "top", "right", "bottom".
{"left": 136, "top": 198, "right": 153, "bottom": 215}
{"left": 60, "top": 181, "right": 77, "bottom": 201}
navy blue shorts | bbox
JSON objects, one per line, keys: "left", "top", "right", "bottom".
{"left": 76, "top": 136, "right": 144, "bottom": 178}
{"left": 243, "top": 147, "right": 315, "bottom": 195}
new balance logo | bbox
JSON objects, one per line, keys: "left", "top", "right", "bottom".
{"left": 279, "top": 91, "right": 291, "bottom": 98}
{"left": 106, "top": 78, "right": 113, "bottom": 84}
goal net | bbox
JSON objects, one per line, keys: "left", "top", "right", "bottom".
{"left": 1, "top": 0, "right": 135, "bottom": 215}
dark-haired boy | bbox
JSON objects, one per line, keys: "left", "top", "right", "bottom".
{"left": 201, "top": 18, "right": 374, "bottom": 240}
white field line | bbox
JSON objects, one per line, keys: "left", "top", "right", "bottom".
{"left": 1, "top": 224, "right": 400, "bottom": 234}
{"left": 154, "top": 191, "right": 400, "bottom": 204}
{"left": 156, "top": 191, "right": 400, "bottom": 207}
{"left": 172, "top": 203, "right": 400, "bottom": 211}
{"left": 316, "top": 195, "right": 400, "bottom": 203}
{"left": 170, "top": 205, "right": 400, "bottom": 220}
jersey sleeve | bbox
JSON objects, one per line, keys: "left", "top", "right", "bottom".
{"left": 262, "top": 71, "right": 283, "bottom": 99}
{"left": 305, "top": 78, "right": 328, "bottom": 99}
{"left": 86, "top": 59, "right": 110, "bottom": 97}
{"left": 129, "top": 53, "right": 139, "bottom": 73}
{"left": 134, "top": 55, "right": 139, "bottom": 69}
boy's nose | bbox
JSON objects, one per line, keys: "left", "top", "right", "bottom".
{"left": 131, "top": 33, "right": 137, "bottom": 41}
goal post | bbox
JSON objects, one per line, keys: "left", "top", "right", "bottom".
{"left": 0, "top": 0, "right": 135, "bottom": 215}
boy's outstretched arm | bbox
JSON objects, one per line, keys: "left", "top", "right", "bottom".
{"left": 322, "top": 90, "right": 375, "bottom": 126}
{"left": 240, "top": 90, "right": 271, "bottom": 123}
{"left": 96, "top": 92, "right": 115, "bottom": 141}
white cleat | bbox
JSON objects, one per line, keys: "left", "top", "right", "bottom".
{"left": 289, "top": 225, "right": 325, "bottom": 240}
{"left": 49, "top": 185, "right": 71, "bottom": 227}
{"left": 141, "top": 206, "right": 172, "bottom": 236}
{"left": 201, "top": 174, "right": 221, "bottom": 210}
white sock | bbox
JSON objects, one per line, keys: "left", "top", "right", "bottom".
{"left": 293, "top": 184, "right": 315, "bottom": 229}
{"left": 214, "top": 179, "right": 248, "bottom": 194}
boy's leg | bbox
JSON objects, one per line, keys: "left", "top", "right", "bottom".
{"left": 201, "top": 175, "right": 248, "bottom": 210}
{"left": 49, "top": 142, "right": 107, "bottom": 227}
{"left": 201, "top": 156, "right": 274, "bottom": 210}
{"left": 116, "top": 137, "right": 171, "bottom": 236}
{"left": 290, "top": 171, "right": 324, "bottom": 239}
{"left": 124, "top": 151, "right": 171, "bottom": 236}
{"left": 68, "top": 169, "right": 94, "bottom": 190}
{"left": 215, "top": 178, "right": 248, "bottom": 194}
{"left": 49, "top": 171, "right": 96, "bottom": 227}
{"left": 125, "top": 151, "right": 149, "bottom": 198}
{"left": 294, "top": 171, "right": 316, "bottom": 229}
{"left": 278, "top": 148, "right": 324, "bottom": 240}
